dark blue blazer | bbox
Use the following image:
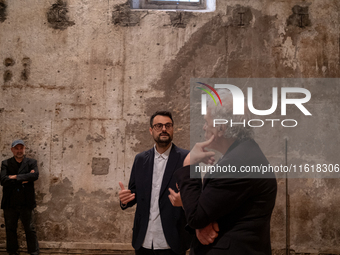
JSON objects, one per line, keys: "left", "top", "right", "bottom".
{"left": 121, "top": 144, "right": 192, "bottom": 254}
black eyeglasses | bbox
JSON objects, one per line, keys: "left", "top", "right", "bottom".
{"left": 152, "top": 123, "right": 173, "bottom": 131}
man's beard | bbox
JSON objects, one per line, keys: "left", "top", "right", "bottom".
{"left": 155, "top": 132, "right": 172, "bottom": 147}
{"left": 14, "top": 153, "right": 24, "bottom": 160}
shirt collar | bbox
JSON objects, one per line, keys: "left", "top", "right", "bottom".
{"left": 154, "top": 143, "right": 172, "bottom": 160}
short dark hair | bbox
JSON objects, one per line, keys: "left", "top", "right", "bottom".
{"left": 150, "top": 111, "right": 174, "bottom": 127}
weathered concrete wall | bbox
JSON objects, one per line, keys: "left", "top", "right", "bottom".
{"left": 0, "top": 0, "right": 340, "bottom": 253}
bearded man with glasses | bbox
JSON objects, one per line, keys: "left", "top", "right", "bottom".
{"left": 119, "top": 111, "right": 192, "bottom": 255}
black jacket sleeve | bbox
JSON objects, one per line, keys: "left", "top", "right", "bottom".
{"left": 175, "top": 165, "right": 253, "bottom": 229}
{"left": 0, "top": 160, "right": 16, "bottom": 187}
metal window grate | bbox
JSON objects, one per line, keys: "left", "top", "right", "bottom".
{"left": 150, "top": 0, "right": 200, "bottom": 2}
{"left": 132, "top": 0, "right": 213, "bottom": 11}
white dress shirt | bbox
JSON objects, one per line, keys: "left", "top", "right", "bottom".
{"left": 142, "top": 143, "right": 172, "bottom": 250}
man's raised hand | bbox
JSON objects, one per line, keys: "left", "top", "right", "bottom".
{"left": 184, "top": 135, "right": 216, "bottom": 166}
{"left": 119, "top": 182, "right": 135, "bottom": 205}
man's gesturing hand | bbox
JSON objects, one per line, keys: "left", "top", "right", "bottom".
{"left": 196, "top": 222, "right": 219, "bottom": 245}
{"left": 168, "top": 186, "right": 182, "bottom": 207}
{"left": 184, "top": 135, "right": 216, "bottom": 166}
{"left": 119, "top": 182, "right": 135, "bottom": 205}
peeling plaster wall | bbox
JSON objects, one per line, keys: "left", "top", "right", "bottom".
{"left": 0, "top": 0, "right": 340, "bottom": 253}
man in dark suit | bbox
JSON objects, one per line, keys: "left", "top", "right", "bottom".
{"left": 174, "top": 89, "right": 277, "bottom": 255}
{"left": 119, "top": 111, "right": 192, "bottom": 255}
{"left": 1, "top": 139, "right": 40, "bottom": 255}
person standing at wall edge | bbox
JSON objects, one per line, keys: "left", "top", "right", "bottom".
{"left": 1, "top": 139, "right": 40, "bottom": 255}
{"left": 174, "top": 89, "right": 277, "bottom": 255}
{"left": 119, "top": 111, "right": 192, "bottom": 255}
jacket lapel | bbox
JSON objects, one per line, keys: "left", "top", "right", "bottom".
{"left": 18, "top": 157, "right": 28, "bottom": 174}
{"left": 8, "top": 157, "right": 17, "bottom": 174}
{"left": 203, "top": 175, "right": 211, "bottom": 189}
{"left": 144, "top": 148, "right": 154, "bottom": 203}
{"left": 159, "top": 144, "right": 179, "bottom": 198}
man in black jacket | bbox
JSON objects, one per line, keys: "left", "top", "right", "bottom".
{"left": 1, "top": 140, "right": 39, "bottom": 255}
{"left": 118, "top": 111, "right": 192, "bottom": 255}
{"left": 175, "top": 89, "right": 277, "bottom": 255}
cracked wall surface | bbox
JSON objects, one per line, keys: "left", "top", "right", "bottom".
{"left": 0, "top": 0, "right": 340, "bottom": 253}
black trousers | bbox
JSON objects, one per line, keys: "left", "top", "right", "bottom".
{"left": 136, "top": 246, "right": 185, "bottom": 255}
{"left": 3, "top": 207, "right": 39, "bottom": 255}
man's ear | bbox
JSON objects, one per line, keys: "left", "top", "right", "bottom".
{"left": 149, "top": 127, "right": 153, "bottom": 136}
